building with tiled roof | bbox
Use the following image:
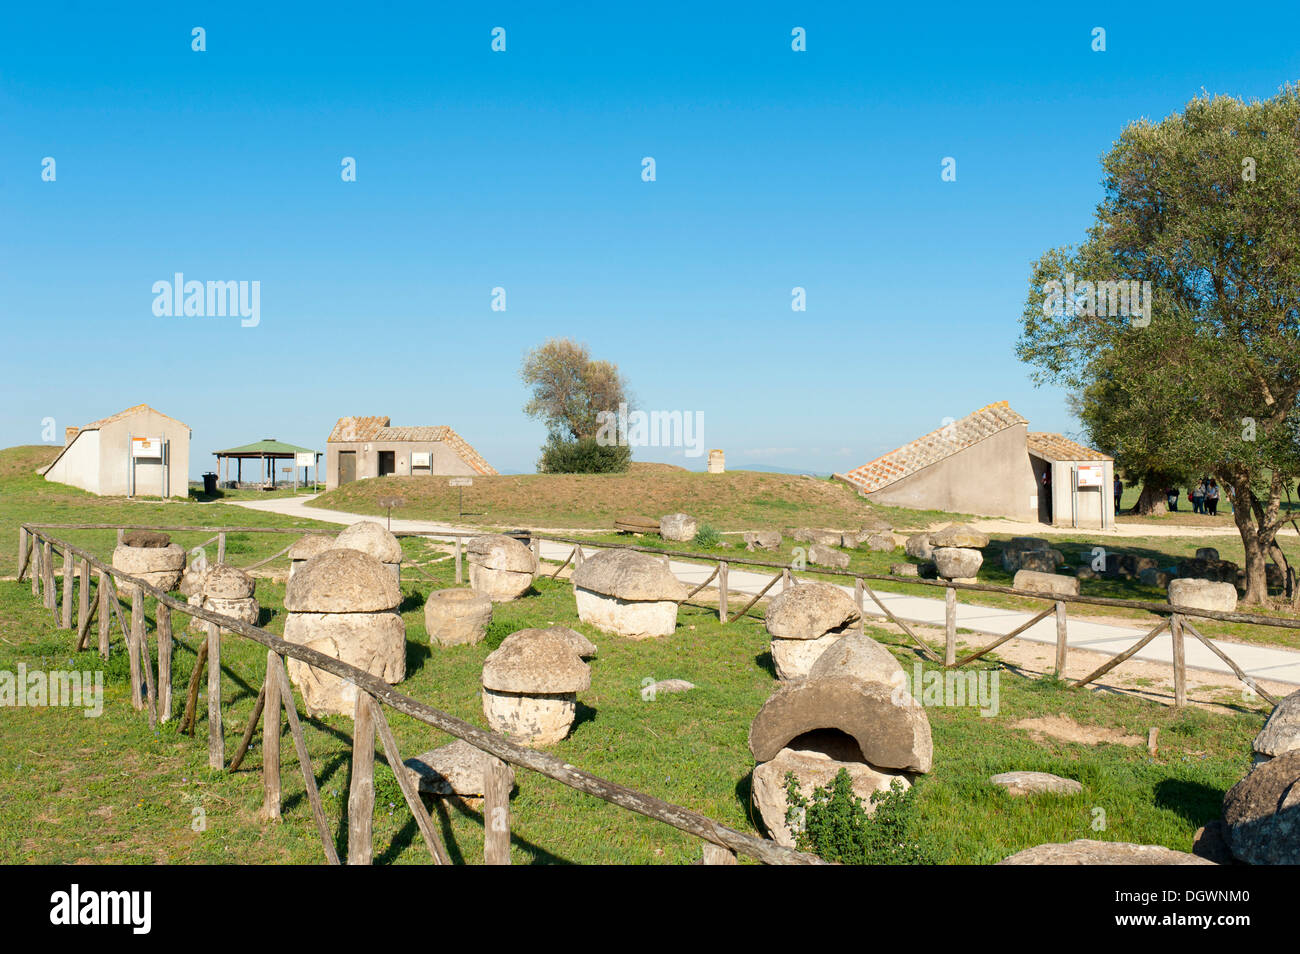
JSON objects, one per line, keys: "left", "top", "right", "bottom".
{"left": 834, "top": 402, "right": 1116, "bottom": 528}
{"left": 325, "top": 415, "right": 497, "bottom": 489}
{"left": 42, "top": 403, "right": 191, "bottom": 498}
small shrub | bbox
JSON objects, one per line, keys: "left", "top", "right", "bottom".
{"left": 538, "top": 435, "right": 631, "bottom": 474}
{"left": 694, "top": 523, "right": 722, "bottom": 548}
{"left": 784, "top": 769, "right": 938, "bottom": 865}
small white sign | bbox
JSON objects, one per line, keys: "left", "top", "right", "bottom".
{"left": 1077, "top": 464, "right": 1105, "bottom": 487}
{"left": 132, "top": 436, "right": 163, "bottom": 459}
{"left": 411, "top": 452, "right": 431, "bottom": 468}
{"left": 449, "top": 477, "right": 473, "bottom": 487}
{"left": 294, "top": 452, "right": 315, "bottom": 467}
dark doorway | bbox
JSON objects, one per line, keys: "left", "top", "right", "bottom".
{"left": 1030, "top": 456, "right": 1053, "bottom": 524}
{"left": 378, "top": 451, "right": 396, "bottom": 476}
{"left": 339, "top": 451, "right": 356, "bottom": 485}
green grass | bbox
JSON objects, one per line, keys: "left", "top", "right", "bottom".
{"left": 0, "top": 553, "right": 1267, "bottom": 864}
{"left": 0, "top": 444, "right": 1275, "bottom": 864}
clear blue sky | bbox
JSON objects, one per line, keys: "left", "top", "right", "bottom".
{"left": 3, "top": 3, "right": 1298, "bottom": 478}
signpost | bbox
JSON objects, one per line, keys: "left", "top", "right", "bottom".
{"left": 1076, "top": 464, "right": 1104, "bottom": 487}
{"left": 449, "top": 477, "right": 473, "bottom": 517}
{"left": 294, "top": 452, "right": 316, "bottom": 492}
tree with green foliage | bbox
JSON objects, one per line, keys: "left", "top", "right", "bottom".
{"left": 521, "top": 338, "right": 633, "bottom": 473}
{"left": 1018, "top": 85, "right": 1300, "bottom": 604}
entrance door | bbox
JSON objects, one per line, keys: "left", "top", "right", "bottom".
{"left": 339, "top": 451, "right": 356, "bottom": 485}
{"left": 378, "top": 451, "right": 396, "bottom": 477}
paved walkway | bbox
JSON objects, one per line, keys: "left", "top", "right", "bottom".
{"left": 229, "top": 496, "right": 1300, "bottom": 687}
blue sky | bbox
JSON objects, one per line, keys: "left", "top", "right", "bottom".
{"left": 3, "top": 2, "right": 1299, "bottom": 477}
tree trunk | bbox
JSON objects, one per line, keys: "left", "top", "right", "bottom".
{"left": 1228, "top": 478, "right": 1271, "bottom": 606}
{"left": 1134, "top": 478, "right": 1170, "bottom": 516}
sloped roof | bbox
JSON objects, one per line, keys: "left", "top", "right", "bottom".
{"left": 327, "top": 416, "right": 498, "bottom": 476}
{"left": 835, "top": 401, "right": 1028, "bottom": 494}
{"left": 214, "top": 439, "right": 318, "bottom": 457}
{"left": 1027, "top": 432, "right": 1112, "bottom": 463}
{"left": 82, "top": 403, "right": 189, "bottom": 431}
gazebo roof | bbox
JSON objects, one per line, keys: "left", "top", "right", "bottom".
{"left": 214, "top": 439, "right": 318, "bottom": 458}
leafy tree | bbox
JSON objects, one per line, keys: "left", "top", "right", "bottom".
{"left": 521, "top": 338, "right": 633, "bottom": 473}
{"left": 1017, "top": 86, "right": 1300, "bottom": 604}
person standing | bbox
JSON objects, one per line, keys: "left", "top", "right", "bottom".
{"left": 1113, "top": 475, "right": 1123, "bottom": 516}
{"left": 1206, "top": 479, "right": 1220, "bottom": 516}
{"left": 1191, "top": 480, "right": 1206, "bottom": 515}
{"left": 1041, "top": 468, "right": 1052, "bottom": 523}
{"left": 1165, "top": 485, "right": 1179, "bottom": 512}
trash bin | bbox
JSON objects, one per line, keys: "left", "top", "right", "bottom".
{"left": 202, "top": 472, "right": 218, "bottom": 495}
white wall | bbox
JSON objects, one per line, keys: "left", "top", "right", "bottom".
{"left": 44, "top": 430, "right": 101, "bottom": 494}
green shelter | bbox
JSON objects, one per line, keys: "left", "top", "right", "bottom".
{"left": 213, "top": 439, "right": 321, "bottom": 489}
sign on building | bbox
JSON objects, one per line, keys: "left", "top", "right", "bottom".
{"left": 1077, "top": 464, "right": 1105, "bottom": 487}
{"left": 411, "top": 452, "right": 431, "bottom": 468}
{"left": 132, "top": 436, "right": 164, "bottom": 459}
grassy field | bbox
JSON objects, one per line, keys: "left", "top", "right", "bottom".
{"left": 306, "top": 463, "right": 967, "bottom": 532}
{"left": 0, "top": 444, "right": 1277, "bottom": 864}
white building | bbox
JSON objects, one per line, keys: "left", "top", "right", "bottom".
{"left": 42, "top": 404, "right": 191, "bottom": 498}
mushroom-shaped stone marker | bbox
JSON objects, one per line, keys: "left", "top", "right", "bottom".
{"left": 288, "top": 533, "right": 335, "bottom": 582}
{"left": 188, "top": 563, "right": 259, "bottom": 633}
{"left": 481, "top": 628, "right": 591, "bottom": 745}
{"left": 283, "top": 548, "right": 406, "bottom": 717}
{"left": 542, "top": 625, "right": 597, "bottom": 658}
{"left": 763, "top": 581, "right": 862, "bottom": 680}
{"left": 424, "top": 588, "right": 493, "bottom": 647}
{"left": 332, "top": 520, "right": 403, "bottom": 584}
{"left": 928, "top": 523, "right": 989, "bottom": 582}
{"left": 570, "top": 548, "right": 688, "bottom": 639}
{"left": 465, "top": 534, "right": 537, "bottom": 602}
{"left": 112, "top": 530, "right": 186, "bottom": 594}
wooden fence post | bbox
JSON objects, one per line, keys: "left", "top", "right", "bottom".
{"left": 262, "top": 650, "right": 282, "bottom": 820}
{"left": 854, "top": 578, "right": 864, "bottom": 615}
{"left": 31, "top": 535, "right": 40, "bottom": 597}
{"left": 944, "top": 586, "right": 957, "bottom": 666}
{"left": 17, "top": 528, "right": 28, "bottom": 582}
{"left": 484, "top": 756, "right": 512, "bottom": 865}
{"left": 157, "top": 603, "right": 172, "bottom": 721}
{"left": 77, "top": 558, "right": 90, "bottom": 642}
{"left": 1171, "top": 613, "right": 1187, "bottom": 707}
{"left": 575, "top": 545, "right": 584, "bottom": 568}
{"left": 60, "top": 548, "right": 74, "bottom": 629}
{"left": 348, "top": 689, "right": 376, "bottom": 865}
{"left": 207, "top": 621, "right": 224, "bottom": 769}
{"left": 702, "top": 844, "right": 738, "bottom": 865}
{"left": 116, "top": 529, "right": 124, "bottom": 545}
{"left": 217, "top": 532, "right": 226, "bottom": 565}
{"left": 97, "top": 570, "right": 110, "bottom": 659}
{"left": 43, "top": 541, "right": 54, "bottom": 610}
{"left": 782, "top": 568, "right": 791, "bottom": 590}
{"left": 454, "top": 536, "right": 463, "bottom": 584}
{"left": 129, "top": 587, "right": 144, "bottom": 710}
{"left": 1054, "top": 600, "right": 1068, "bottom": 676}
{"left": 717, "top": 561, "right": 729, "bottom": 623}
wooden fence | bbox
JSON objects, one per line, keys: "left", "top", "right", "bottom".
{"left": 14, "top": 524, "right": 822, "bottom": 866}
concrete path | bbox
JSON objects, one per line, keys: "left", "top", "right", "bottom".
{"left": 228, "top": 496, "right": 1300, "bottom": 688}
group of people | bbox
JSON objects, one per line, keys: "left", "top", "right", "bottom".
{"left": 1163, "top": 478, "right": 1221, "bottom": 515}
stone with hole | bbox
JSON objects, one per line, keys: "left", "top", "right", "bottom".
{"left": 749, "top": 676, "right": 931, "bottom": 773}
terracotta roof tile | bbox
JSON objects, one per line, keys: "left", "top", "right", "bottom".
{"left": 834, "top": 401, "right": 1028, "bottom": 494}
{"left": 327, "top": 416, "right": 498, "bottom": 476}
{"left": 1027, "top": 432, "right": 1112, "bottom": 463}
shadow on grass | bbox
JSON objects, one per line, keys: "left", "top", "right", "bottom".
{"left": 1153, "top": 777, "right": 1228, "bottom": 828}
